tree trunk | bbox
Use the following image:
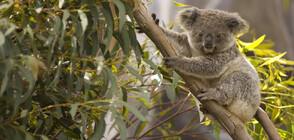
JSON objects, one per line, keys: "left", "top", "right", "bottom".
{"left": 131, "top": 1, "right": 282, "bottom": 140}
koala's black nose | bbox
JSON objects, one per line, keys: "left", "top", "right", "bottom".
{"left": 204, "top": 34, "right": 213, "bottom": 48}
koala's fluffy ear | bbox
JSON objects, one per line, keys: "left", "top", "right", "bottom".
{"left": 227, "top": 13, "right": 249, "bottom": 35}
{"left": 177, "top": 7, "right": 200, "bottom": 29}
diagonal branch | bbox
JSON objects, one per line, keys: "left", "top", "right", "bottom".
{"left": 131, "top": 1, "right": 282, "bottom": 140}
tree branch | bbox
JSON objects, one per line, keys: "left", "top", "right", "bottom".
{"left": 132, "top": 1, "right": 282, "bottom": 140}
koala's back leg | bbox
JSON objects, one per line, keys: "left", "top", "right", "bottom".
{"left": 228, "top": 101, "right": 258, "bottom": 123}
{"left": 217, "top": 71, "right": 260, "bottom": 122}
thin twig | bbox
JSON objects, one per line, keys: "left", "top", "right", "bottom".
{"left": 136, "top": 105, "right": 196, "bottom": 140}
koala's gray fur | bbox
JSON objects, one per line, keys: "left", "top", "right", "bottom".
{"left": 161, "top": 7, "right": 260, "bottom": 123}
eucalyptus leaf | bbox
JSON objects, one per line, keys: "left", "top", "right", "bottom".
{"left": 70, "top": 104, "right": 78, "bottom": 120}
{"left": 78, "top": 9, "right": 88, "bottom": 35}
{"left": 115, "top": 117, "right": 127, "bottom": 140}
{"left": 89, "top": 119, "right": 106, "bottom": 140}
{"left": 110, "top": 0, "right": 126, "bottom": 31}
{"left": 164, "top": 79, "right": 176, "bottom": 104}
{"left": 120, "top": 101, "right": 146, "bottom": 121}
{"left": 126, "top": 66, "right": 143, "bottom": 83}
{"left": 0, "top": 30, "right": 5, "bottom": 46}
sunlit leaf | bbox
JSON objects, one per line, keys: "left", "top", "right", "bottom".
{"left": 240, "top": 35, "right": 266, "bottom": 52}
{"left": 260, "top": 52, "right": 287, "bottom": 67}
{"left": 171, "top": 0, "right": 189, "bottom": 7}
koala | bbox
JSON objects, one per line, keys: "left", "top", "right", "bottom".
{"left": 159, "top": 7, "right": 261, "bottom": 123}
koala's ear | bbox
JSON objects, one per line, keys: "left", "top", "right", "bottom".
{"left": 177, "top": 7, "right": 200, "bottom": 29}
{"left": 227, "top": 13, "right": 249, "bottom": 35}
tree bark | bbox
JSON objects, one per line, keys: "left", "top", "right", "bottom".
{"left": 132, "top": 1, "right": 282, "bottom": 140}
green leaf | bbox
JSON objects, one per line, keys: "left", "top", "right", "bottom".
{"left": 20, "top": 109, "right": 28, "bottom": 118}
{"left": 59, "top": 10, "right": 70, "bottom": 50}
{"left": 4, "top": 23, "right": 16, "bottom": 36}
{"left": 0, "top": 30, "right": 5, "bottom": 46}
{"left": 50, "top": 60, "right": 63, "bottom": 87}
{"left": 70, "top": 104, "right": 78, "bottom": 120}
{"left": 0, "top": 59, "right": 14, "bottom": 96}
{"left": 110, "top": 0, "right": 126, "bottom": 31}
{"left": 78, "top": 9, "right": 88, "bottom": 35}
{"left": 144, "top": 59, "right": 162, "bottom": 80}
{"left": 212, "top": 121, "right": 221, "bottom": 140}
{"left": 260, "top": 52, "right": 287, "bottom": 67}
{"left": 171, "top": 0, "right": 189, "bottom": 7}
{"left": 53, "top": 99, "right": 63, "bottom": 119}
{"left": 53, "top": 15, "right": 61, "bottom": 34}
{"left": 126, "top": 66, "right": 143, "bottom": 83}
{"left": 25, "top": 133, "right": 34, "bottom": 140}
{"left": 133, "top": 121, "right": 147, "bottom": 137}
{"left": 115, "top": 117, "right": 127, "bottom": 140}
{"left": 120, "top": 101, "right": 146, "bottom": 121}
{"left": 89, "top": 119, "right": 106, "bottom": 140}
{"left": 27, "top": 56, "right": 38, "bottom": 80}
{"left": 105, "top": 67, "right": 118, "bottom": 99}
{"left": 95, "top": 56, "right": 104, "bottom": 75}
{"left": 81, "top": 112, "right": 88, "bottom": 133}
{"left": 64, "top": 129, "right": 80, "bottom": 139}
{"left": 101, "top": 4, "right": 113, "bottom": 52}
{"left": 121, "top": 25, "right": 131, "bottom": 55}
{"left": 173, "top": 71, "right": 179, "bottom": 88}
{"left": 164, "top": 79, "right": 175, "bottom": 104}
{"left": 58, "top": 0, "right": 64, "bottom": 8}
{"left": 40, "top": 135, "right": 49, "bottom": 140}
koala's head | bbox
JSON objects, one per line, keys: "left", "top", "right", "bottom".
{"left": 177, "top": 7, "right": 248, "bottom": 54}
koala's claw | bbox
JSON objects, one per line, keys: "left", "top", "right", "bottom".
{"left": 136, "top": 13, "right": 160, "bottom": 33}
{"left": 151, "top": 13, "right": 160, "bottom": 25}
{"left": 163, "top": 57, "right": 177, "bottom": 68}
{"left": 163, "top": 57, "right": 172, "bottom": 68}
{"left": 197, "top": 88, "right": 215, "bottom": 101}
{"left": 199, "top": 104, "right": 209, "bottom": 114}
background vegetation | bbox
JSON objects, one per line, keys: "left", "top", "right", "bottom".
{"left": 0, "top": 0, "right": 293, "bottom": 139}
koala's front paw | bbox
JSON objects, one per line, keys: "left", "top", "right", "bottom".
{"left": 163, "top": 57, "right": 178, "bottom": 68}
{"left": 197, "top": 88, "right": 217, "bottom": 101}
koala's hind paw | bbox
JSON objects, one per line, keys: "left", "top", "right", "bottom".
{"left": 135, "top": 13, "right": 160, "bottom": 33}
{"left": 197, "top": 88, "right": 217, "bottom": 101}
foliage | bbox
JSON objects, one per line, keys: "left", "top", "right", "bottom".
{"left": 235, "top": 35, "right": 294, "bottom": 139}
{"left": 0, "top": 0, "right": 293, "bottom": 140}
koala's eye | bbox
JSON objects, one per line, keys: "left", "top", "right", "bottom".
{"left": 231, "top": 20, "right": 237, "bottom": 26}
{"left": 228, "top": 19, "right": 239, "bottom": 28}
{"left": 198, "top": 32, "right": 204, "bottom": 37}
